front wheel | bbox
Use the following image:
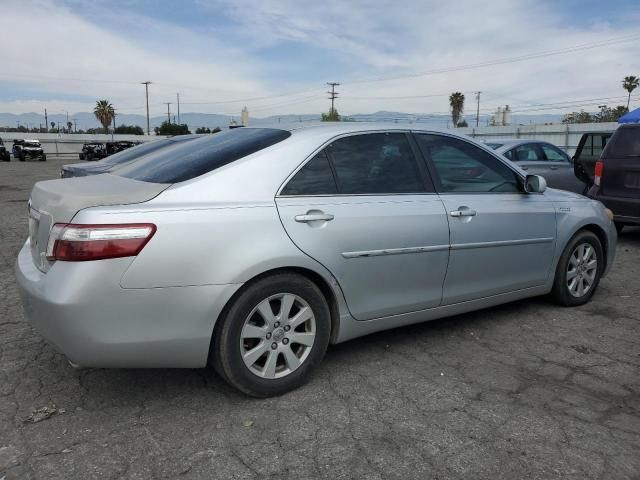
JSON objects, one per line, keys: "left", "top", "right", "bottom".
{"left": 211, "top": 273, "right": 331, "bottom": 397}
{"left": 551, "top": 231, "right": 603, "bottom": 306}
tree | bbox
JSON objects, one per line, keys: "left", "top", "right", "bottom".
{"left": 114, "top": 124, "right": 144, "bottom": 135}
{"left": 94, "top": 100, "right": 115, "bottom": 134}
{"left": 449, "top": 92, "right": 465, "bottom": 127}
{"left": 563, "top": 105, "right": 628, "bottom": 124}
{"left": 457, "top": 119, "right": 469, "bottom": 128}
{"left": 622, "top": 75, "right": 639, "bottom": 110}
{"left": 154, "top": 121, "right": 190, "bottom": 135}
{"left": 195, "top": 127, "right": 211, "bottom": 134}
{"left": 321, "top": 109, "right": 340, "bottom": 121}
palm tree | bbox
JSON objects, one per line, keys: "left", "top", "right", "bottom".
{"left": 94, "top": 100, "right": 115, "bottom": 134}
{"left": 622, "top": 76, "right": 639, "bottom": 110}
{"left": 449, "top": 92, "right": 465, "bottom": 127}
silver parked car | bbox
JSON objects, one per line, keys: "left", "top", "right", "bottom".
{"left": 16, "top": 124, "right": 616, "bottom": 396}
{"left": 486, "top": 139, "right": 587, "bottom": 194}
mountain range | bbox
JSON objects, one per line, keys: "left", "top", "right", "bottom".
{"left": 0, "top": 111, "right": 564, "bottom": 131}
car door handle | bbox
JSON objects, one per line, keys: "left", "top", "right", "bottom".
{"left": 450, "top": 208, "right": 477, "bottom": 217}
{"left": 295, "top": 213, "right": 334, "bottom": 223}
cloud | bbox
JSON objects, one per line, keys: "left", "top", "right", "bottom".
{"left": 1, "top": 0, "right": 639, "bottom": 118}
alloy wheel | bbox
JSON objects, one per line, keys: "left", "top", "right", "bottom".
{"left": 240, "top": 293, "right": 316, "bottom": 379}
{"left": 566, "top": 242, "right": 598, "bottom": 298}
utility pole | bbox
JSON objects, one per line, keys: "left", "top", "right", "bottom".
{"left": 327, "top": 82, "right": 340, "bottom": 115}
{"left": 72, "top": 118, "right": 78, "bottom": 133}
{"left": 112, "top": 113, "right": 116, "bottom": 142}
{"left": 176, "top": 93, "right": 180, "bottom": 124}
{"left": 164, "top": 103, "right": 172, "bottom": 124}
{"left": 475, "top": 91, "right": 482, "bottom": 127}
{"left": 44, "top": 108, "right": 48, "bottom": 132}
{"left": 141, "top": 81, "right": 152, "bottom": 135}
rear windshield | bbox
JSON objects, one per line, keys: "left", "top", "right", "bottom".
{"left": 604, "top": 127, "right": 640, "bottom": 157}
{"left": 113, "top": 128, "right": 291, "bottom": 183}
{"left": 99, "top": 135, "right": 199, "bottom": 168}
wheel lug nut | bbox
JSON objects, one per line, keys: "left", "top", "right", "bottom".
{"left": 284, "top": 325, "right": 290, "bottom": 332}
{"left": 266, "top": 333, "right": 272, "bottom": 339}
{"left": 274, "top": 321, "right": 280, "bottom": 328}
{"left": 271, "top": 342, "right": 278, "bottom": 350}
{"left": 283, "top": 338, "right": 289, "bottom": 345}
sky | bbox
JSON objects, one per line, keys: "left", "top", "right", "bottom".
{"left": 0, "top": 0, "right": 639, "bottom": 120}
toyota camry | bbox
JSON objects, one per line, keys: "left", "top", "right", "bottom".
{"left": 16, "top": 124, "right": 617, "bottom": 396}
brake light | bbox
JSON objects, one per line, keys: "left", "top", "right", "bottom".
{"left": 594, "top": 160, "right": 604, "bottom": 186}
{"left": 46, "top": 223, "right": 156, "bottom": 261}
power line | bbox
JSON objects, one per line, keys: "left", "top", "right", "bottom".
{"left": 341, "top": 33, "right": 640, "bottom": 85}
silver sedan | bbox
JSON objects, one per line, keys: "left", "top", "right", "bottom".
{"left": 16, "top": 124, "right": 617, "bottom": 396}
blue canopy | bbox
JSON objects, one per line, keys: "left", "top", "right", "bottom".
{"left": 619, "top": 106, "right": 640, "bottom": 124}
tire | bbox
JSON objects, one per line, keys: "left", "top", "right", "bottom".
{"left": 18, "top": 153, "right": 25, "bottom": 162}
{"left": 40, "top": 154, "right": 46, "bottom": 162}
{"left": 615, "top": 222, "right": 624, "bottom": 235}
{"left": 211, "top": 273, "right": 331, "bottom": 397}
{"left": 551, "top": 230, "right": 604, "bottom": 306}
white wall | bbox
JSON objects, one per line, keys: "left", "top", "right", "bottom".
{"left": 456, "top": 122, "right": 619, "bottom": 154}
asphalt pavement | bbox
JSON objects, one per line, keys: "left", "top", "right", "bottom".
{"left": 1, "top": 157, "right": 639, "bottom": 479}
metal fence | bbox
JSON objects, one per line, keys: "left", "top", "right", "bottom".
{"left": 456, "top": 122, "right": 619, "bottom": 154}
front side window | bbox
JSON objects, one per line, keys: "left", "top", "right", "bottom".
{"left": 416, "top": 134, "right": 521, "bottom": 193}
{"left": 510, "top": 144, "right": 544, "bottom": 162}
{"left": 327, "top": 133, "right": 424, "bottom": 194}
{"left": 541, "top": 144, "right": 568, "bottom": 162}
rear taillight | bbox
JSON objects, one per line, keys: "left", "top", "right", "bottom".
{"left": 46, "top": 223, "right": 156, "bottom": 261}
{"left": 594, "top": 160, "right": 604, "bottom": 186}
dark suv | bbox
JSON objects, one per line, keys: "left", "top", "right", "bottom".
{"left": 586, "top": 124, "right": 640, "bottom": 233}
{"left": 0, "top": 138, "right": 10, "bottom": 162}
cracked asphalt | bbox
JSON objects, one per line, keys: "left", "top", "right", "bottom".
{"left": 1, "top": 157, "right": 639, "bottom": 479}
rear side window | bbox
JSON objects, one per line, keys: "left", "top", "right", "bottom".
{"left": 327, "top": 133, "right": 424, "bottom": 194}
{"left": 114, "top": 128, "right": 291, "bottom": 183}
{"left": 605, "top": 128, "right": 640, "bottom": 157}
{"left": 281, "top": 152, "right": 337, "bottom": 195}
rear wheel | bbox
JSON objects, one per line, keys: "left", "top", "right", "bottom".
{"left": 551, "top": 231, "right": 603, "bottom": 306}
{"left": 18, "top": 153, "right": 25, "bottom": 162}
{"left": 40, "top": 153, "right": 46, "bottom": 162}
{"left": 211, "top": 273, "right": 330, "bottom": 397}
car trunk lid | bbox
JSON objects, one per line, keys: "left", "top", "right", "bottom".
{"left": 27, "top": 174, "right": 168, "bottom": 272}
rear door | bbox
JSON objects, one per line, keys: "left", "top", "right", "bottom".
{"left": 414, "top": 133, "right": 557, "bottom": 305}
{"left": 601, "top": 126, "right": 640, "bottom": 202}
{"left": 276, "top": 132, "right": 450, "bottom": 320}
{"left": 574, "top": 133, "right": 611, "bottom": 185}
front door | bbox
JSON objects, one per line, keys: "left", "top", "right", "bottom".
{"left": 414, "top": 133, "right": 557, "bottom": 305}
{"left": 276, "top": 132, "right": 450, "bottom": 320}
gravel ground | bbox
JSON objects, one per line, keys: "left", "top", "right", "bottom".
{"left": 1, "top": 157, "right": 639, "bottom": 479}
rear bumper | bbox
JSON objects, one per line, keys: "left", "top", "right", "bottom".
{"left": 15, "top": 240, "right": 241, "bottom": 368}
{"left": 589, "top": 187, "right": 640, "bottom": 224}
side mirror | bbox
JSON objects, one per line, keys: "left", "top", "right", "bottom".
{"left": 525, "top": 174, "right": 547, "bottom": 193}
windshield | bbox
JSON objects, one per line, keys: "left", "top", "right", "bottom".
{"left": 114, "top": 128, "right": 291, "bottom": 184}
{"left": 24, "top": 141, "right": 40, "bottom": 146}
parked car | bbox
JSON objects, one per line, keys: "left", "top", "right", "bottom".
{"left": 12, "top": 139, "right": 46, "bottom": 161}
{"left": 586, "top": 124, "right": 640, "bottom": 233}
{"left": 62, "top": 135, "right": 203, "bottom": 178}
{"left": 486, "top": 140, "right": 585, "bottom": 194}
{"left": 16, "top": 125, "right": 616, "bottom": 397}
{"left": 79, "top": 142, "right": 107, "bottom": 161}
{"left": 79, "top": 141, "right": 141, "bottom": 161}
{"left": 573, "top": 131, "right": 613, "bottom": 187}
{"left": 0, "top": 138, "right": 10, "bottom": 162}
